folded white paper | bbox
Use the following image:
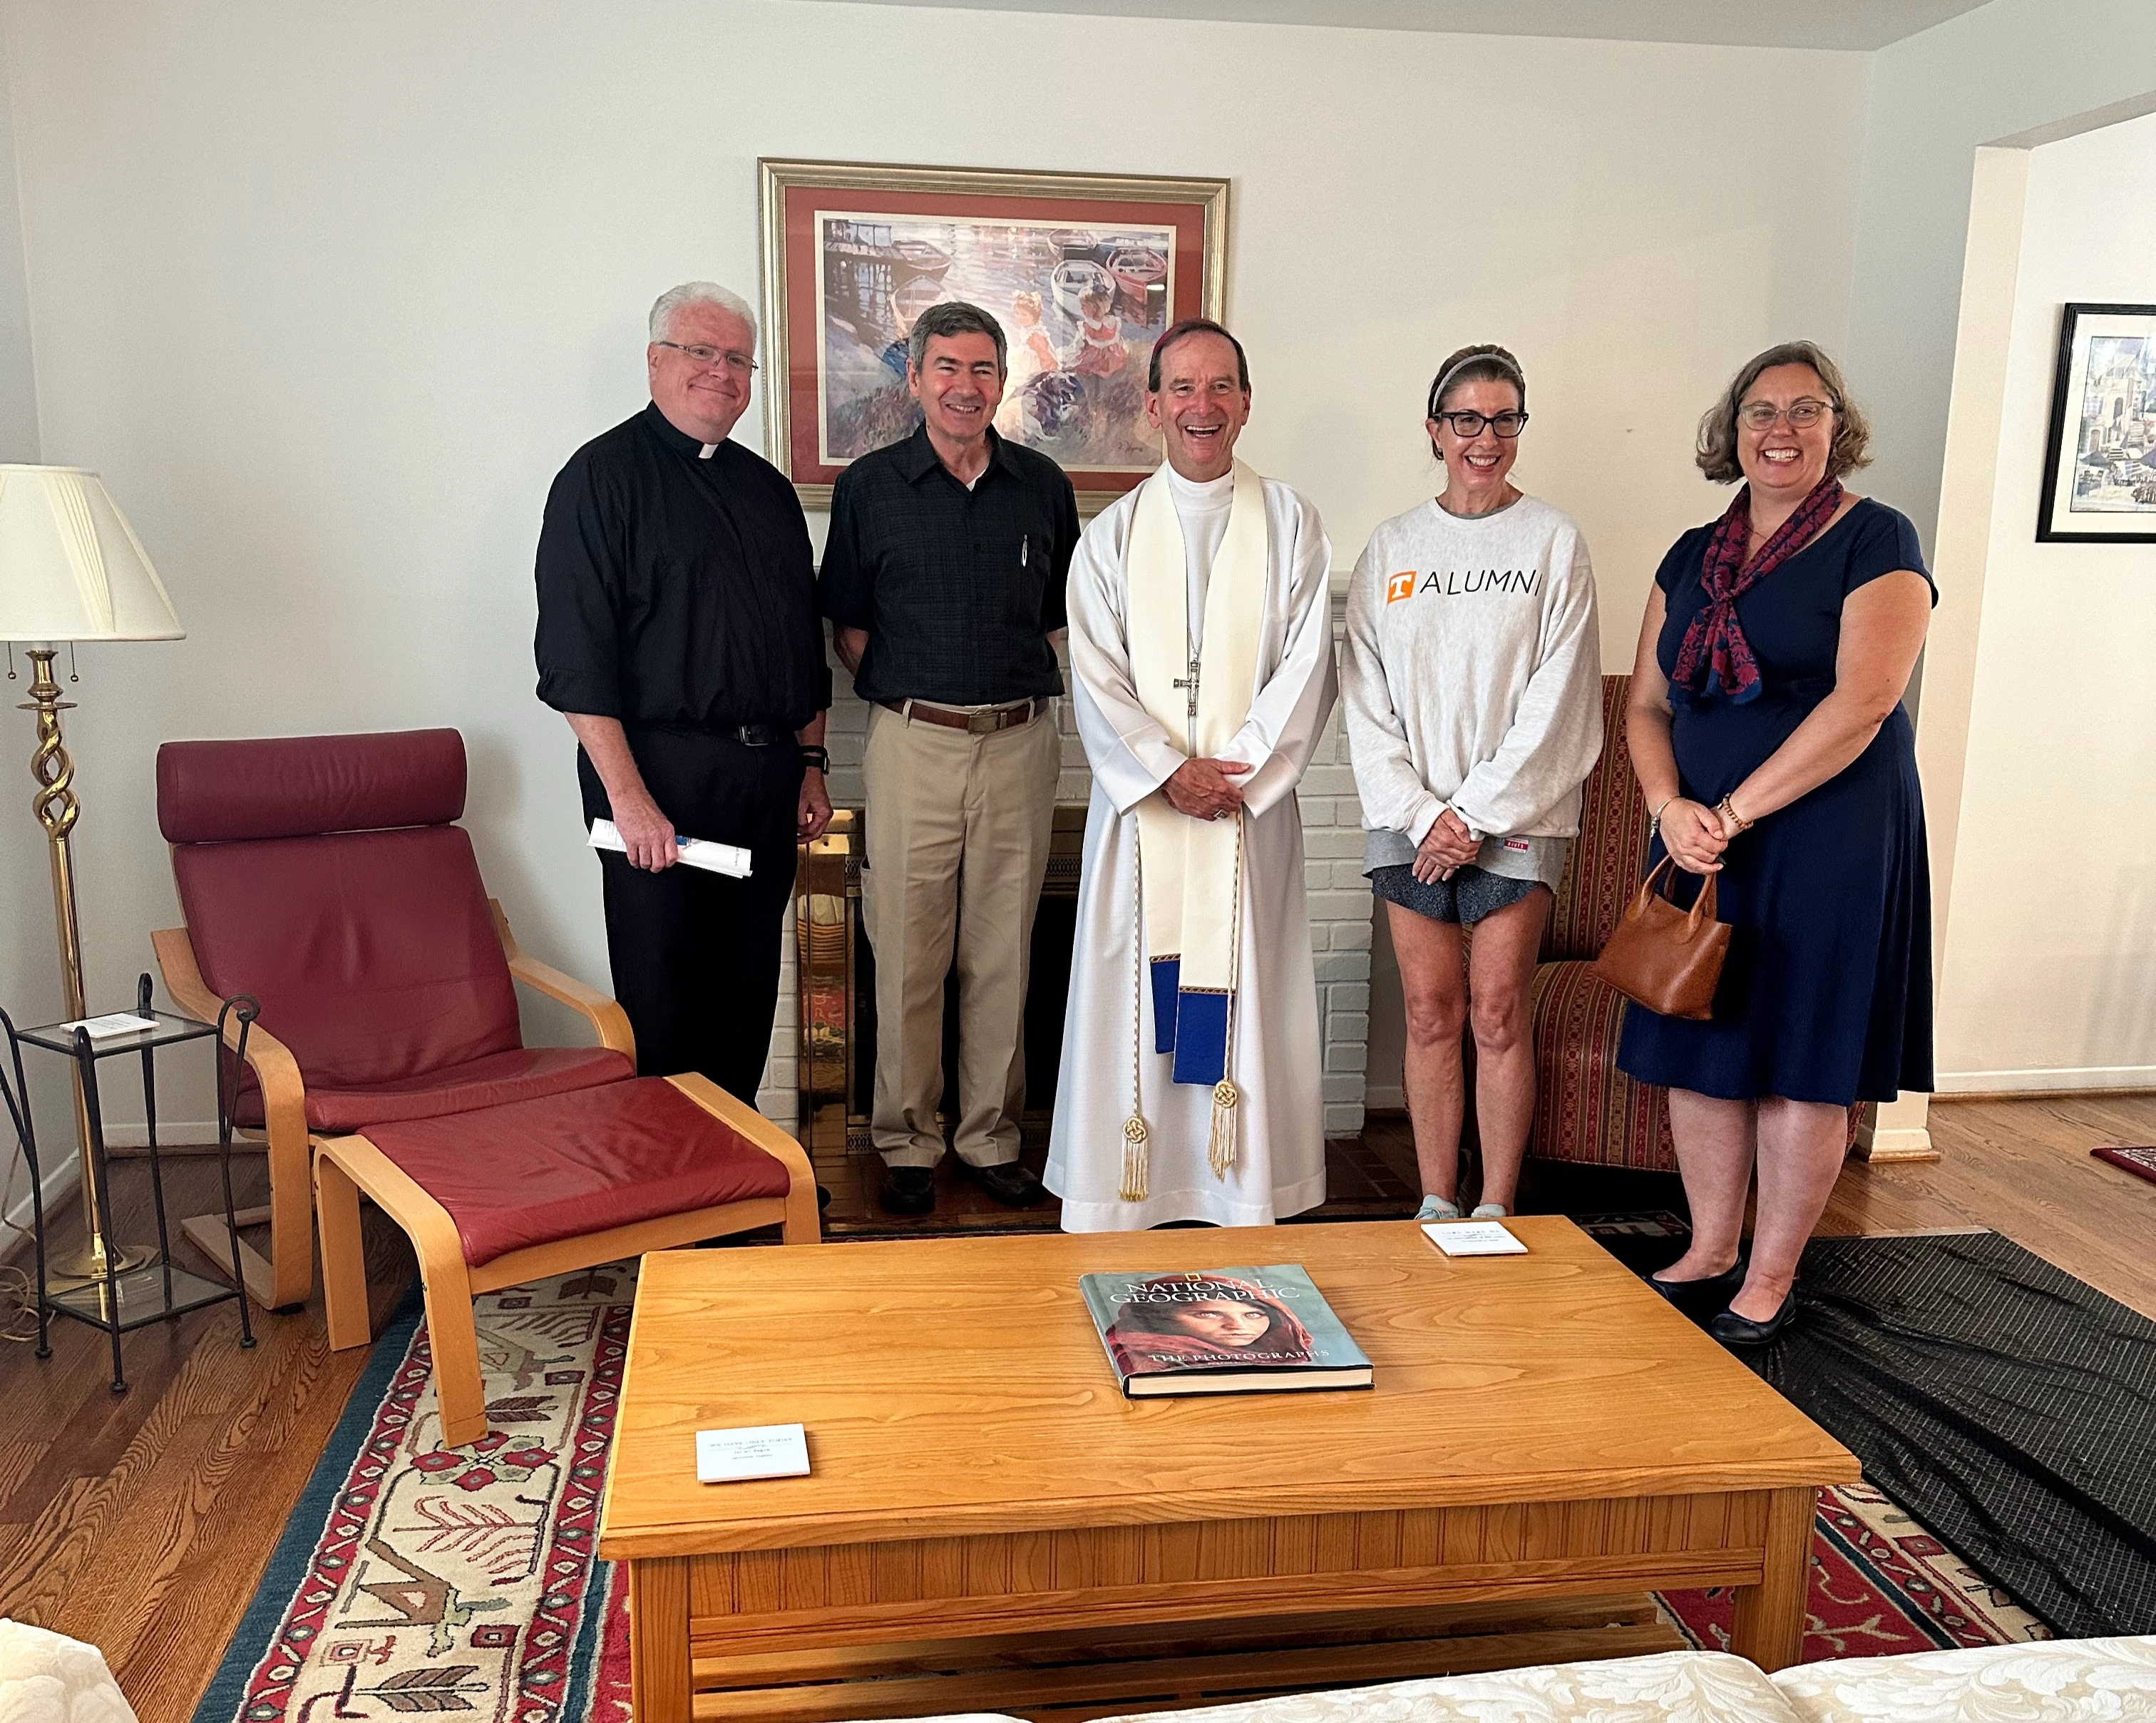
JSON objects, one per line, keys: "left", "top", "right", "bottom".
{"left": 1421, "top": 1220, "right": 1527, "bottom": 1257}
{"left": 696, "top": 1422, "right": 810, "bottom": 1483}
{"left": 588, "top": 819, "right": 752, "bottom": 879}
{"left": 56, "top": 1013, "right": 159, "bottom": 1041}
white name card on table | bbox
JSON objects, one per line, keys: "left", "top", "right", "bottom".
{"left": 588, "top": 819, "right": 752, "bottom": 879}
{"left": 696, "top": 1423, "right": 810, "bottom": 1484}
{"left": 56, "top": 1013, "right": 159, "bottom": 1041}
{"left": 1422, "top": 1220, "right": 1528, "bottom": 1257}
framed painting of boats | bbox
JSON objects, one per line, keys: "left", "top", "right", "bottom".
{"left": 759, "top": 158, "right": 1228, "bottom": 513}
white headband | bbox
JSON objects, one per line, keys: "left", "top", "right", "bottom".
{"left": 1431, "top": 352, "right": 1523, "bottom": 412}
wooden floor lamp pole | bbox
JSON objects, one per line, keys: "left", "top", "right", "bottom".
{"left": 21, "top": 646, "right": 140, "bottom": 1284}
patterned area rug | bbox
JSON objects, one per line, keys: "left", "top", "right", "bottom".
{"left": 1661, "top": 1479, "right": 2044, "bottom": 1659}
{"left": 194, "top": 1270, "right": 635, "bottom": 1723}
{"left": 196, "top": 1259, "right": 2047, "bottom": 1723}
{"left": 2092, "top": 1144, "right": 2156, "bottom": 1187}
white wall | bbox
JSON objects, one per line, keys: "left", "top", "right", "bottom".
{"left": 1929, "top": 108, "right": 2156, "bottom": 1091}
{"left": 0, "top": 26, "right": 34, "bottom": 464}
{"left": 0, "top": 0, "right": 1869, "bottom": 1132}
{"left": 1845, "top": 0, "right": 2156, "bottom": 557}
{"left": 0, "top": 24, "right": 68, "bottom": 1231}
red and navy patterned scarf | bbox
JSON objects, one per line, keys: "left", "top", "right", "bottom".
{"left": 1670, "top": 475, "right": 1842, "bottom": 706}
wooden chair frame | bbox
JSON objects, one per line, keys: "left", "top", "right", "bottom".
{"left": 153, "top": 900, "right": 636, "bottom": 1310}
{"left": 314, "top": 1068, "right": 819, "bottom": 1448}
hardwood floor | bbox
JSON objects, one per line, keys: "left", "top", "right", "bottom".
{"left": 1, "top": 1092, "right": 2150, "bottom": 1723}
{"left": 1824, "top": 1093, "right": 2156, "bottom": 1317}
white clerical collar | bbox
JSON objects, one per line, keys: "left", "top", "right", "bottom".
{"left": 1162, "top": 462, "right": 1234, "bottom": 507}
{"left": 699, "top": 443, "right": 718, "bottom": 459}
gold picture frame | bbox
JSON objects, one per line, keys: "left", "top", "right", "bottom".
{"left": 759, "top": 157, "right": 1229, "bottom": 515}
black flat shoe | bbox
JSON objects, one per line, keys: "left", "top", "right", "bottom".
{"left": 879, "top": 1165, "right": 937, "bottom": 1217}
{"left": 958, "top": 1158, "right": 1047, "bottom": 1208}
{"left": 1709, "top": 1288, "right": 1799, "bottom": 1346}
{"left": 1647, "top": 1261, "right": 1747, "bottom": 1305}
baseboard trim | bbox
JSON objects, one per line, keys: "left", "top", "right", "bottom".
{"left": 1854, "top": 1126, "right": 1939, "bottom": 1162}
{"left": 1935, "top": 1066, "right": 2156, "bottom": 1096}
{"left": 3, "top": 1155, "right": 80, "bottom": 1259}
{"left": 101, "top": 1120, "right": 225, "bottom": 1149}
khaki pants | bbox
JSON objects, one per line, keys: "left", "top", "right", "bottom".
{"left": 862, "top": 702, "right": 1059, "bottom": 1168}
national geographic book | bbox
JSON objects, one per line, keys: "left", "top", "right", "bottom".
{"left": 1079, "top": 1264, "right": 1372, "bottom": 1397}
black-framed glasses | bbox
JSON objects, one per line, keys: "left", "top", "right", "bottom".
{"left": 654, "top": 340, "right": 759, "bottom": 376}
{"left": 1737, "top": 397, "right": 1833, "bottom": 430}
{"left": 1434, "top": 409, "right": 1528, "bottom": 438}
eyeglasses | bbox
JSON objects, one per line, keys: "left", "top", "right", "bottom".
{"left": 1434, "top": 410, "right": 1529, "bottom": 438}
{"left": 1737, "top": 398, "right": 1833, "bottom": 431}
{"left": 654, "top": 340, "right": 759, "bottom": 375}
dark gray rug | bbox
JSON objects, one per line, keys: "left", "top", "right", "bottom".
{"left": 1728, "top": 1231, "right": 2156, "bottom": 1639}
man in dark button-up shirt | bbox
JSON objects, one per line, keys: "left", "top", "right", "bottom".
{"left": 535, "top": 280, "right": 831, "bottom": 1105}
{"left": 820, "top": 301, "right": 1079, "bottom": 1217}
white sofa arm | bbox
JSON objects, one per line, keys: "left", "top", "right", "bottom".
{"left": 0, "top": 1622, "right": 138, "bottom": 1723}
{"left": 1771, "top": 1634, "right": 2156, "bottom": 1722}
{"left": 1092, "top": 1650, "right": 1800, "bottom": 1722}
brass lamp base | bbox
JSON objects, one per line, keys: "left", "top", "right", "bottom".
{"left": 48, "top": 1237, "right": 153, "bottom": 1289}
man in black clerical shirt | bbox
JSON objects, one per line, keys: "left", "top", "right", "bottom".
{"left": 535, "top": 281, "right": 831, "bottom": 1105}
{"left": 821, "top": 301, "right": 1079, "bottom": 1216}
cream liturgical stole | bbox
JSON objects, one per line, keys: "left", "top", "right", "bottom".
{"left": 1120, "top": 460, "right": 1269, "bottom": 1199}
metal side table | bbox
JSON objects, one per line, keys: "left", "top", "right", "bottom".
{"left": 0, "top": 973, "right": 257, "bottom": 1391}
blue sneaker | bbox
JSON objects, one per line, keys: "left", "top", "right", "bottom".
{"left": 1415, "top": 1195, "right": 1464, "bottom": 1222}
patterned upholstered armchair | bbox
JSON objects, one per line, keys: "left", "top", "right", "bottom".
{"left": 1525, "top": 676, "right": 1859, "bottom": 1172}
{"left": 1527, "top": 675, "right": 1679, "bottom": 1172}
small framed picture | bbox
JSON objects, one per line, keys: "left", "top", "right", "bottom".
{"left": 2036, "top": 302, "right": 2156, "bottom": 543}
{"left": 759, "top": 158, "right": 1228, "bottom": 515}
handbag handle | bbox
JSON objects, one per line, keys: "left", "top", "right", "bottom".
{"left": 1630, "top": 855, "right": 1720, "bottom": 943}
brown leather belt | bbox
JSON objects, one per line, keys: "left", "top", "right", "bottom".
{"left": 880, "top": 697, "right": 1049, "bottom": 735}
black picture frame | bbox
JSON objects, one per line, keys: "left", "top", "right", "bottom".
{"left": 2036, "top": 301, "right": 2156, "bottom": 543}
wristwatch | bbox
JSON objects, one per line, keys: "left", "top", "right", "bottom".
{"left": 799, "top": 745, "right": 830, "bottom": 773}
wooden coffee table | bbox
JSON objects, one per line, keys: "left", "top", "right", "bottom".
{"left": 598, "top": 1218, "right": 1857, "bottom": 1720}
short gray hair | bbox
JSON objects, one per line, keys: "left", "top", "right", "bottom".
{"left": 908, "top": 301, "right": 1006, "bottom": 375}
{"left": 649, "top": 282, "right": 757, "bottom": 346}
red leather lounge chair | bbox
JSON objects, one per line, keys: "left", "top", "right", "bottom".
{"left": 153, "top": 729, "right": 818, "bottom": 1443}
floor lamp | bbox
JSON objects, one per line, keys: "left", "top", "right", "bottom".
{"left": 0, "top": 465, "right": 183, "bottom": 1285}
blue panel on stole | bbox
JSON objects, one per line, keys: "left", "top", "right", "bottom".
{"left": 1171, "top": 992, "right": 1229, "bottom": 1087}
{"left": 1149, "top": 957, "right": 1180, "bottom": 1053}
{"left": 1149, "top": 957, "right": 1229, "bottom": 1084}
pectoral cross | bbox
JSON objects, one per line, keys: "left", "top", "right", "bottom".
{"left": 1173, "top": 655, "right": 1201, "bottom": 722}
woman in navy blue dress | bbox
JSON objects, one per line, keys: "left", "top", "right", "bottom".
{"left": 1616, "top": 342, "right": 1934, "bottom": 1345}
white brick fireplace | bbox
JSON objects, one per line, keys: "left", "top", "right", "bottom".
{"left": 756, "top": 591, "right": 1373, "bottom": 1140}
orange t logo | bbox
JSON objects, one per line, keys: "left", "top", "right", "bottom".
{"left": 1386, "top": 571, "right": 1417, "bottom": 604}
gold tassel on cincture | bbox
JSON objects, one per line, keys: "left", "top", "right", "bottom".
{"left": 1119, "top": 1115, "right": 1151, "bottom": 1202}
{"left": 1207, "top": 1078, "right": 1239, "bottom": 1179}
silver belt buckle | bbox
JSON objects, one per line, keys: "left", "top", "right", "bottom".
{"left": 967, "top": 707, "right": 1002, "bottom": 735}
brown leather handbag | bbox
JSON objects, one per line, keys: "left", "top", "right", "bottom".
{"left": 1593, "top": 857, "right": 1729, "bottom": 1021}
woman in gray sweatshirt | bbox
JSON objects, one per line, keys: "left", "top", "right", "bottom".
{"left": 1342, "top": 345, "right": 1603, "bottom": 1224}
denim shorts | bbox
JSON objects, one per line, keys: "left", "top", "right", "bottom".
{"left": 1369, "top": 863, "right": 1541, "bottom": 926}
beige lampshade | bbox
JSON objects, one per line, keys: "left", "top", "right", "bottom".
{"left": 0, "top": 464, "right": 183, "bottom": 644}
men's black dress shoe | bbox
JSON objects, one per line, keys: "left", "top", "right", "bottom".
{"left": 1647, "top": 1260, "right": 1747, "bottom": 1306}
{"left": 959, "top": 1158, "right": 1047, "bottom": 1207}
{"left": 879, "top": 1165, "right": 937, "bottom": 1217}
{"left": 1708, "top": 1288, "right": 1799, "bottom": 1346}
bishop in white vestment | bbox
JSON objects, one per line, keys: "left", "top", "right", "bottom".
{"left": 1046, "top": 320, "right": 1338, "bottom": 1232}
